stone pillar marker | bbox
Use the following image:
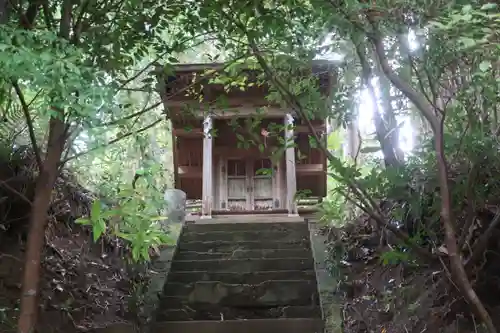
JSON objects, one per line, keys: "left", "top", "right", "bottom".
{"left": 163, "top": 188, "right": 187, "bottom": 228}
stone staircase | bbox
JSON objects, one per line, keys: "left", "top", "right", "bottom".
{"left": 151, "top": 217, "right": 324, "bottom": 333}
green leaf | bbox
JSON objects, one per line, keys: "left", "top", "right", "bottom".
{"left": 481, "top": 3, "right": 497, "bottom": 10}
{"left": 132, "top": 246, "right": 140, "bottom": 261}
{"left": 75, "top": 218, "right": 91, "bottom": 225}
{"left": 91, "top": 200, "right": 101, "bottom": 221}
{"left": 93, "top": 219, "right": 106, "bottom": 242}
{"left": 141, "top": 247, "right": 150, "bottom": 261}
{"left": 428, "top": 21, "right": 448, "bottom": 30}
{"left": 308, "top": 135, "right": 318, "bottom": 148}
{"left": 150, "top": 216, "right": 168, "bottom": 221}
{"left": 461, "top": 4, "right": 472, "bottom": 13}
{"left": 459, "top": 37, "right": 477, "bottom": 48}
{"left": 479, "top": 60, "right": 492, "bottom": 72}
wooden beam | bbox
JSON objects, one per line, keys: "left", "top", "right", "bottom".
{"left": 272, "top": 160, "right": 281, "bottom": 209}
{"left": 172, "top": 132, "right": 179, "bottom": 187}
{"left": 213, "top": 146, "right": 281, "bottom": 159}
{"left": 218, "top": 157, "right": 227, "bottom": 210}
{"left": 167, "top": 104, "right": 294, "bottom": 120}
{"left": 285, "top": 113, "right": 298, "bottom": 216}
{"left": 173, "top": 126, "right": 325, "bottom": 140}
{"left": 173, "top": 127, "right": 203, "bottom": 137}
{"left": 296, "top": 164, "right": 324, "bottom": 175}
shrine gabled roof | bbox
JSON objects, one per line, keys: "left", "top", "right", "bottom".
{"left": 156, "top": 60, "right": 338, "bottom": 123}
{"left": 162, "top": 59, "right": 336, "bottom": 74}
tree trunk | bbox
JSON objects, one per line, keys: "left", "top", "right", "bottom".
{"left": 377, "top": 72, "right": 404, "bottom": 161}
{"left": 353, "top": 38, "right": 401, "bottom": 168}
{"left": 17, "top": 117, "right": 66, "bottom": 333}
{"left": 0, "top": 0, "right": 9, "bottom": 24}
{"left": 345, "top": 120, "right": 361, "bottom": 162}
{"left": 370, "top": 29, "right": 497, "bottom": 333}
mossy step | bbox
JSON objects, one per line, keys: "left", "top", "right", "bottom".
{"left": 183, "top": 221, "right": 309, "bottom": 233}
{"left": 177, "top": 239, "right": 311, "bottom": 252}
{"left": 156, "top": 304, "right": 322, "bottom": 321}
{"left": 165, "top": 270, "right": 317, "bottom": 284}
{"left": 175, "top": 248, "right": 312, "bottom": 260}
{"left": 161, "top": 280, "right": 319, "bottom": 307}
{"left": 169, "top": 257, "right": 315, "bottom": 273}
{"left": 179, "top": 230, "right": 309, "bottom": 243}
{"left": 152, "top": 318, "right": 324, "bottom": 333}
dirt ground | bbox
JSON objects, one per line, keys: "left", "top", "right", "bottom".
{"left": 0, "top": 220, "right": 135, "bottom": 333}
{"left": 330, "top": 216, "right": 500, "bottom": 333}
{"left": 0, "top": 154, "right": 137, "bottom": 333}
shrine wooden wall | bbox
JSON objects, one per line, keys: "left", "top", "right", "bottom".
{"left": 173, "top": 117, "right": 327, "bottom": 201}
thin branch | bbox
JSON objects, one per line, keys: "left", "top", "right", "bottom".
{"left": 100, "top": 53, "right": 249, "bottom": 127}
{"left": 117, "top": 51, "right": 169, "bottom": 91}
{"left": 101, "top": 101, "right": 162, "bottom": 127}
{"left": 11, "top": 80, "right": 42, "bottom": 170}
{"left": 117, "top": 32, "right": 215, "bottom": 91}
{"left": 408, "top": 57, "right": 437, "bottom": 111}
{"left": 72, "top": 0, "right": 92, "bottom": 44}
{"left": 336, "top": 186, "right": 432, "bottom": 259}
{"left": 220, "top": 11, "right": 435, "bottom": 260}
{"left": 27, "top": 89, "right": 43, "bottom": 107}
{"left": 60, "top": 118, "right": 164, "bottom": 164}
{"left": 458, "top": 163, "right": 479, "bottom": 250}
{"left": 370, "top": 32, "right": 439, "bottom": 132}
{"left": 0, "top": 179, "right": 31, "bottom": 205}
{"left": 465, "top": 210, "right": 500, "bottom": 268}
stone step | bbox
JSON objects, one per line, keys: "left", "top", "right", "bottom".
{"left": 156, "top": 305, "right": 322, "bottom": 321}
{"left": 169, "top": 258, "right": 315, "bottom": 273}
{"left": 175, "top": 248, "right": 312, "bottom": 260}
{"left": 183, "top": 221, "right": 309, "bottom": 233}
{"left": 166, "top": 270, "right": 317, "bottom": 284}
{"left": 152, "top": 318, "right": 324, "bottom": 333}
{"left": 179, "top": 230, "right": 309, "bottom": 243}
{"left": 159, "top": 292, "right": 318, "bottom": 309}
{"left": 177, "top": 239, "right": 311, "bottom": 252}
{"left": 162, "top": 280, "right": 318, "bottom": 306}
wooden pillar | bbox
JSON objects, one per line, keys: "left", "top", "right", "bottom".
{"left": 285, "top": 113, "right": 298, "bottom": 216}
{"left": 218, "top": 156, "right": 227, "bottom": 210}
{"left": 201, "top": 115, "right": 213, "bottom": 219}
{"left": 272, "top": 160, "right": 281, "bottom": 209}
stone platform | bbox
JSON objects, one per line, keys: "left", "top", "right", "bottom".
{"left": 91, "top": 214, "right": 340, "bottom": 333}
{"left": 154, "top": 217, "right": 324, "bottom": 332}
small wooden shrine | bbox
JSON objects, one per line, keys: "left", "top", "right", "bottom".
{"left": 158, "top": 61, "right": 336, "bottom": 218}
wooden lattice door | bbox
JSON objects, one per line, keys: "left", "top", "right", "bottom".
{"left": 226, "top": 159, "right": 250, "bottom": 211}
{"left": 225, "top": 158, "right": 274, "bottom": 211}
{"left": 251, "top": 158, "right": 273, "bottom": 211}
